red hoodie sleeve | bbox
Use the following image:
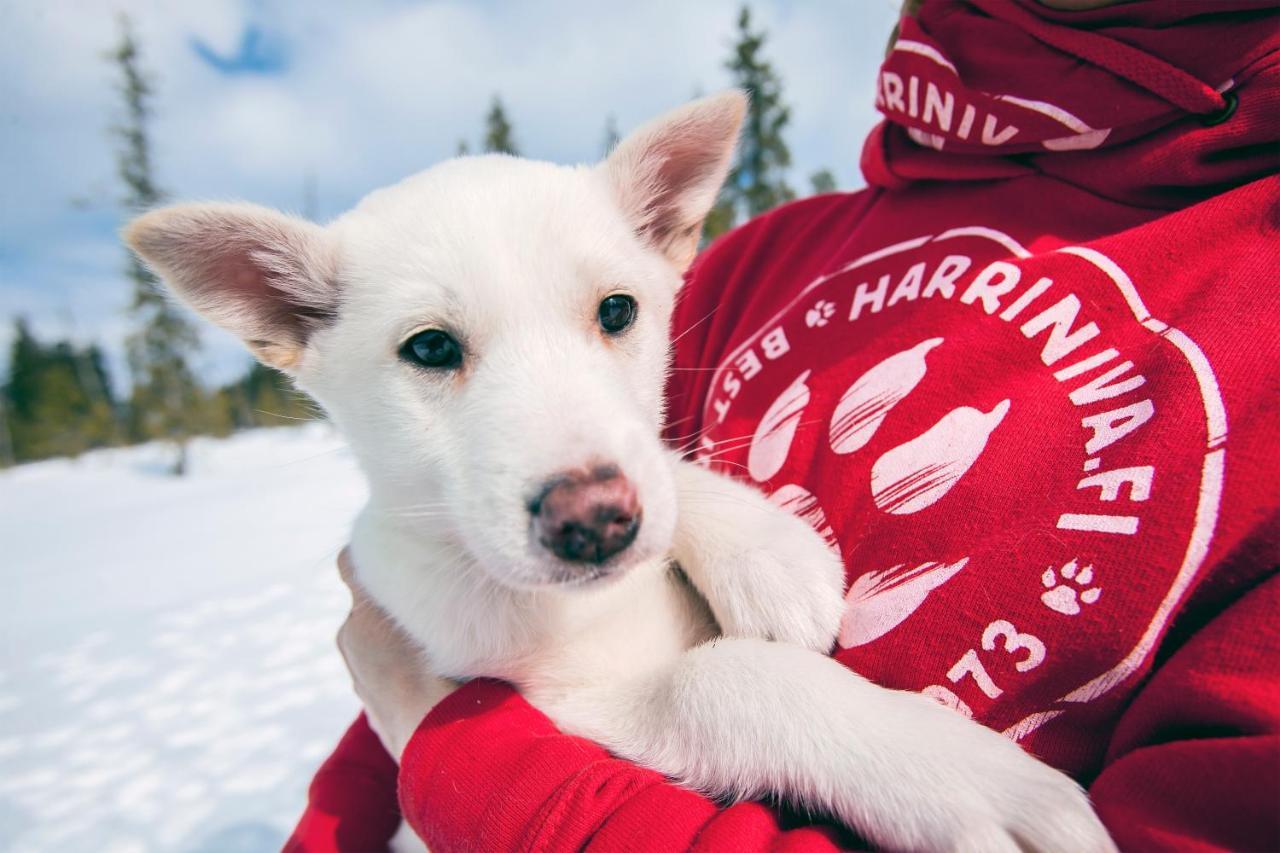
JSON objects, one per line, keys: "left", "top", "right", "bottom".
{"left": 284, "top": 712, "right": 403, "bottom": 853}
{"left": 397, "top": 680, "right": 850, "bottom": 852}
{"left": 1088, "top": 571, "right": 1280, "bottom": 852}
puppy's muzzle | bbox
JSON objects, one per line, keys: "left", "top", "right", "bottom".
{"left": 530, "top": 466, "right": 641, "bottom": 566}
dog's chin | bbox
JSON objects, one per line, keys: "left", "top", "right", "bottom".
{"left": 543, "top": 561, "right": 633, "bottom": 590}
{"left": 479, "top": 540, "right": 662, "bottom": 593}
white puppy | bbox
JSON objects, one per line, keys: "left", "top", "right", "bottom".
{"left": 126, "top": 91, "right": 1113, "bottom": 852}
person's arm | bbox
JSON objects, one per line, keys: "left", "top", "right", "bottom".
{"left": 285, "top": 550, "right": 456, "bottom": 852}
{"left": 398, "top": 679, "right": 852, "bottom": 852}
{"left": 283, "top": 713, "right": 402, "bottom": 853}
{"left": 1087, "top": 571, "right": 1280, "bottom": 851}
{"left": 289, "top": 548, "right": 852, "bottom": 851}
{"left": 283, "top": 684, "right": 850, "bottom": 853}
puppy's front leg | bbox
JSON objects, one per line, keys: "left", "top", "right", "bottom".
{"left": 669, "top": 456, "right": 845, "bottom": 652}
{"left": 602, "top": 638, "right": 1114, "bottom": 853}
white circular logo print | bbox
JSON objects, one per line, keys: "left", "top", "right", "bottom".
{"left": 695, "top": 227, "right": 1225, "bottom": 762}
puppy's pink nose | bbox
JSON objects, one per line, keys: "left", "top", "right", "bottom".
{"left": 530, "top": 466, "right": 641, "bottom": 565}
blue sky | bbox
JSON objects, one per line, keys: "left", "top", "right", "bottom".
{"left": 0, "top": 0, "right": 900, "bottom": 389}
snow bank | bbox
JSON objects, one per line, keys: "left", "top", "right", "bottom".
{"left": 0, "top": 425, "right": 369, "bottom": 852}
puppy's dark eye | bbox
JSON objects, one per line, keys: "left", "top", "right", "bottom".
{"left": 401, "top": 329, "right": 462, "bottom": 369}
{"left": 598, "top": 294, "right": 636, "bottom": 334}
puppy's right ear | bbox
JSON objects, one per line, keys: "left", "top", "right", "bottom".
{"left": 124, "top": 202, "right": 338, "bottom": 372}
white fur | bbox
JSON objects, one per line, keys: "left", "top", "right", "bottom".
{"left": 127, "top": 92, "right": 1114, "bottom": 852}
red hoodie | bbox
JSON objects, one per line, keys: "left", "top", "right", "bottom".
{"left": 287, "top": 2, "right": 1280, "bottom": 850}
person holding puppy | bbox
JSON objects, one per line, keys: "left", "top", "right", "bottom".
{"left": 288, "top": 0, "right": 1280, "bottom": 849}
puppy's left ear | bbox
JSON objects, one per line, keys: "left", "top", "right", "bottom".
{"left": 604, "top": 90, "right": 746, "bottom": 271}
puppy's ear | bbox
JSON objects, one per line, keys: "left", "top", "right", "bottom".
{"left": 604, "top": 90, "right": 746, "bottom": 271}
{"left": 125, "top": 202, "right": 338, "bottom": 372}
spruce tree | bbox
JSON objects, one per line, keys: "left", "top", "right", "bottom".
{"left": 602, "top": 114, "right": 621, "bottom": 156}
{"left": 219, "top": 362, "right": 316, "bottom": 430}
{"left": 0, "top": 397, "right": 12, "bottom": 468}
{"left": 23, "top": 344, "right": 84, "bottom": 459}
{"left": 73, "top": 343, "right": 121, "bottom": 449}
{"left": 2, "top": 321, "right": 120, "bottom": 461}
{"left": 73, "top": 343, "right": 122, "bottom": 444}
{"left": 706, "top": 6, "right": 795, "bottom": 240}
{"left": 110, "top": 16, "right": 204, "bottom": 474}
{"left": 809, "top": 168, "right": 837, "bottom": 195}
{"left": 5, "top": 319, "right": 43, "bottom": 427}
{"left": 483, "top": 96, "right": 519, "bottom": 155}
{"left": 39, "top": 343, "right": 111, "bottom": 458}
{"left": 4, "top": 319, "right": 44, "bottom": 461}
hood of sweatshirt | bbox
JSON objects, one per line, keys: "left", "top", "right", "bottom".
{"left": 862, "top": 0, "right": 1280, "bottom": 209}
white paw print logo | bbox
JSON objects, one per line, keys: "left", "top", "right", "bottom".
{"left": 1040, "top": 559, "right": 1101, "bottom": 616}
{"left": 805, "top": 299, "right": 836, "bottom": 328}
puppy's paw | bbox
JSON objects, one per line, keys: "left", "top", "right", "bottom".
{"left": 951, "top": 750, "right": 1115, "bottom": 853}
{"left": 670, "top": 456, "right": 845, "bottom": 652}
{"left": 707, "top": 511, "right": 845, "bottom": 653}
{"left": 950, "top": 752, "right": 1116, "bottom": 853}
{"left": 851, "top": 695, "right": 1117, "bottom": 853}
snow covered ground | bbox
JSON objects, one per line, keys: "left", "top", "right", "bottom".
{"left": 0, "top": 425, "right": 370, "bottom": 852}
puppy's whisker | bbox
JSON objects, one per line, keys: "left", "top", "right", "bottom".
{"left": 687, "top": 438, "right": 756, "bottom": 460}
{"left": 253, "top": 409, "right": 315, "bottom": 422}
{"left": 700, "top": 458, "right": 752, "bottom": 475}
{"left": 680, "top": 417, "right": 824, "bottom": 461}
{"left": 260, "top": 444, "right": 348, "bottom": 471}
{"left": 697, "top": 430, "right": 761, "bottom": 449}
{"left": 678, "top": 490, "right": 784, "bottom": 514}
{"left": 670, "top": 427, "right": 755, "bottom": 458}
{"left": 671, "top": 422, "right": 784, "bottom": 458}
{"left": 670, "top": 305, "right": 720, "bottom": 347}
{"left": 382, "top": 502, "right": 452, "bottom": 513}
